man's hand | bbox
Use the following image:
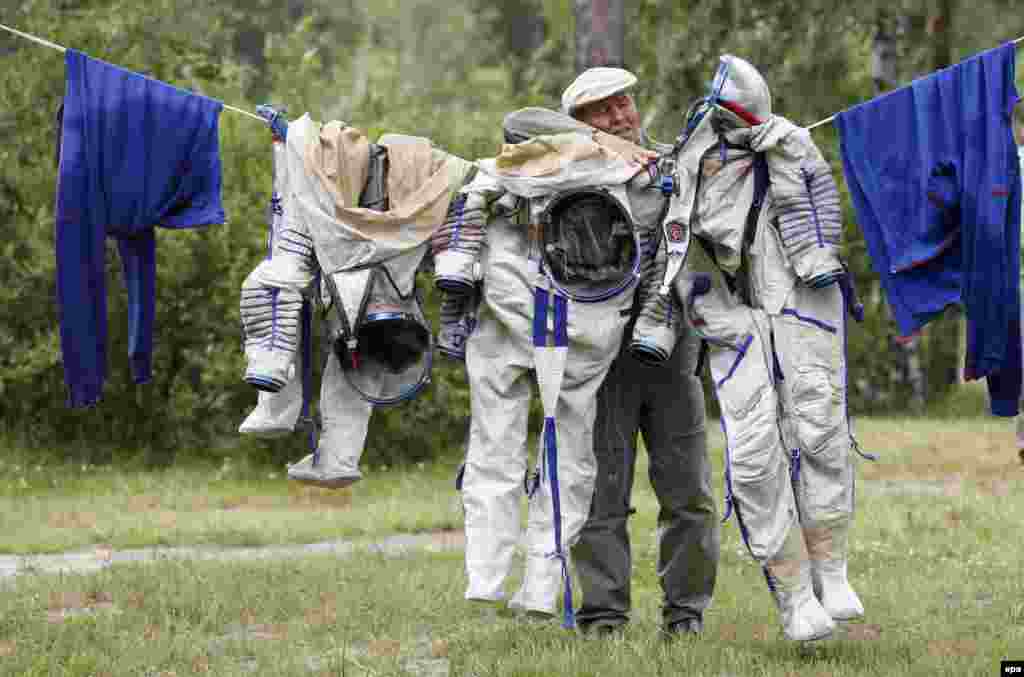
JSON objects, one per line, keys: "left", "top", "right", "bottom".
{"left": 630, "top": 148, "right": 659, "bottom": 166}
{"left": 593, "top": 130, "right": 658, "bottom": 166}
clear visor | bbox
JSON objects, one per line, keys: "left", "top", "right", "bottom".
{"left": 710, "top": 104, "right": 749, "bottom": 132}
{"left": 341, "top": 310, "right": 432, "bottom": 406}
{"left": 333, "top": 269, "right": 433, "bottom": 406}
{"left": 541, "top": 190, "right": 641, "bottom": 303}
{"left": 709, "top": 57, "right": 731, "bottom": 104}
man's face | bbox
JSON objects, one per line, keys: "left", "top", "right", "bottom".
{"left": 575, "top": 93, "right": 641, "bottom": 143}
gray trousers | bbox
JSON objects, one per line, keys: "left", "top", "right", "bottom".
{"left": 572, "top": 328, "right": 720, "bottom": 627}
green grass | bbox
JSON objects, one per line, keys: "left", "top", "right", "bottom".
{"left": 0, "top": 454, "right": 464, "bottom": 554}
{"left": 2, "top": 413, "right": 1024, "bottom": 675}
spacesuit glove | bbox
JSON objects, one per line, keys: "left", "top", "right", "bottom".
{"left": 438, "top": 288, "right": 480, "bottom": 361}
{"left": 256, "top": 104, "right": 289, "bottom": 141}
{"left": 791, "top": 247, "right": 844, "bottom": 289}
{"left": 806, "top": 268, "right": 844, "bottom": 288}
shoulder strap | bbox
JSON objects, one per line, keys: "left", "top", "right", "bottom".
{"left": 743, "top": 152, "right": 770, "bottom": 249}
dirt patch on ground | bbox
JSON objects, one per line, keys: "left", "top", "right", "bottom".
{"left": 286, "top": 486, "right": 354, "bottom": 509}
{"left": 217, "top": 609, "right": 290, "bottom": 642}
{"left": 368, "top": 639, "right": 402, "bottom": 657}
{"left": 856, "top": 425, "right": 1024, "bottom": 482}
{"left": 717, "top": 621, "right": 884, "bottom": 643}
{"left": 240, "top": 623, "right": 289, "bottom": 641}
{"left": 216, "top": 487, "right": 354, "bottom": 511}
{"left": 926, "top": 639, "right": 979, "bottom": 657}
{"left": 716, "top": 623, "right": 776, "bottom": 641}
{"left": 427, "top": 529, "right": 465, "bottom": 551}
{"left": 302, "top": 592, "right": 338, "bottom": 627}
{"left": 47, "top": 511, "right": 97, "bottom": 529}
{"left": 126, "top": 494, "right": 161, "bottom": 511}
{"left": 49, "top": 590, "right": 113, "bottom": 610}
{"left": 46, "top": 590, "right": 116, "bottom": 623}
{"left": 124, "top": 591, "right": 146, "bottom": 609}
{"left": 115, "top": 489, "right": 355, "bottom": 516}
{"left": 219, "top": 495, "right": 278, "bottom": 511}
{"left": 976, "top": 478, "right": 1014, "bottom": 497}
{"left": 840, "top": 623, "right": 883, "bottom": 641}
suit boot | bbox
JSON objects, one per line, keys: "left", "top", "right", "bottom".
{"left": 764, "top": 525, "right": 835, "bottom": 642}
{"left": 805, "top": 520, "right": 864, "bottom": 621}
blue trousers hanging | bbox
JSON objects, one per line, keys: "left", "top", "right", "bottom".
{"left": 56, "top": 49, "right": 224, "bottom": 407}
{"left": 835, "top": 42, "right": 1021, "bottom": 415}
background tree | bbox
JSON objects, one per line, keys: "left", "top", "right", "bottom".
{"left": 574, "top": 0, "right": 625, "bottom": 70}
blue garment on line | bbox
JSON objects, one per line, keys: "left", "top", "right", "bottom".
{"left": 56, "top": 49, "right": 224, "bottom": 408}
{"left": 835, "top": 42, "right": 1021, "bottom": 416}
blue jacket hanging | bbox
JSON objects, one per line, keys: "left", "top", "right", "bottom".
{"left": 55, "top": 49, "right": 224, "bottom": 408}
{"left": 835, "top": 42, "right": 1021, "bottom": 416}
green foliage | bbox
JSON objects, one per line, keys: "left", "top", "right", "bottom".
{"left": 0, "top": 0, "right": 515, "bottom": 466}
{"left": 2, "top": 0, "right": 1022, "bottom": 465}
{"left": 925, "top": 380, "right": 992, "bottom": 419}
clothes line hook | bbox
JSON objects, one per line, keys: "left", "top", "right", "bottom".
{"left": 1, "top": 21, "right": 266, "bottom": 123}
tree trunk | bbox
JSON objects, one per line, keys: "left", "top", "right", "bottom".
{"left": 871, "top": 7, "right": 927, "bottom": 410}
{"left": 928, "top": 0, "right": 954, "bottom": 70}
{"left": 233, "top": 23, "right": 269, "bottom": 100}
{"left": 505, "top": 0, "right": 546, "bottom": 92}
{"left": 871, "top": 19, "right": 898, "bottom": 91}
{"left": 924, "top": 0, "right": 963, "bottom": 393}
{"left": 287, "top": 0, "right": 306, "bottom": 22}
{"left": 574, "top": 0, "right": 625, "bottom": 72}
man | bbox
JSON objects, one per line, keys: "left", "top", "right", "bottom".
{"left": 665, "top": 54, "right": 863, "bottom": 642}
{"left": 441, "top": 83, "right": 666, "bottom": 626}
{"left": 563, "top": 68, "right": 719, "bottom": 637}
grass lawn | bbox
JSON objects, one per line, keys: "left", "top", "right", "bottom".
{"left": 1, "top": 414, "right": 1023, "bottom": 675}
{"left": 0, "top": 454, "right": 465, "bottom": 555}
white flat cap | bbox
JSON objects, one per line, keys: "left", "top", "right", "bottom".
{"left": 561, "top": 67, "right": 638, "bottom": 116}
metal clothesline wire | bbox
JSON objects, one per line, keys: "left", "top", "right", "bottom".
{"left": 4, "top": 21, "right": 1024, "bottom": 131}
{"left": 0, "top": 21, "right": 265, "bottom": 123}
{"left": 804, "top": 33, "right": 1024, "bottom": 131}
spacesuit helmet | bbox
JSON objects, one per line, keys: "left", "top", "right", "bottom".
{"left": 708, "top": 54, "right": 772, "bottom": 133}
{"left": 538, "top": 186, "right": 640, "bottom": 303}
{"left": 327, "top": 266, "right": 433, "bottom": 406}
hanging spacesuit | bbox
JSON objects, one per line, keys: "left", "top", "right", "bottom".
{"left": 238, "top": 124, "right": 308, "bottom": 439}
{"left": 646, "top": 55, "right": 865, "bottom": 642}
{"left": 239, "top": 113, "right": 475, "bottom": 488}
{"left": 433, "top": 107, "right": 670, "bottom": 626}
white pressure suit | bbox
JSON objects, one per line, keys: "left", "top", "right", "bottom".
{"left": 657, "top": 55, "right": 865, "bottom": 642}
{"left": 239, "top": 114, "right": 474, "bottom": 486}
{"left": 239, "top": 132, "right": 312, "bottom": 441}
{"left": 445, "top": 112, "right": 662, "bottom": 623}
